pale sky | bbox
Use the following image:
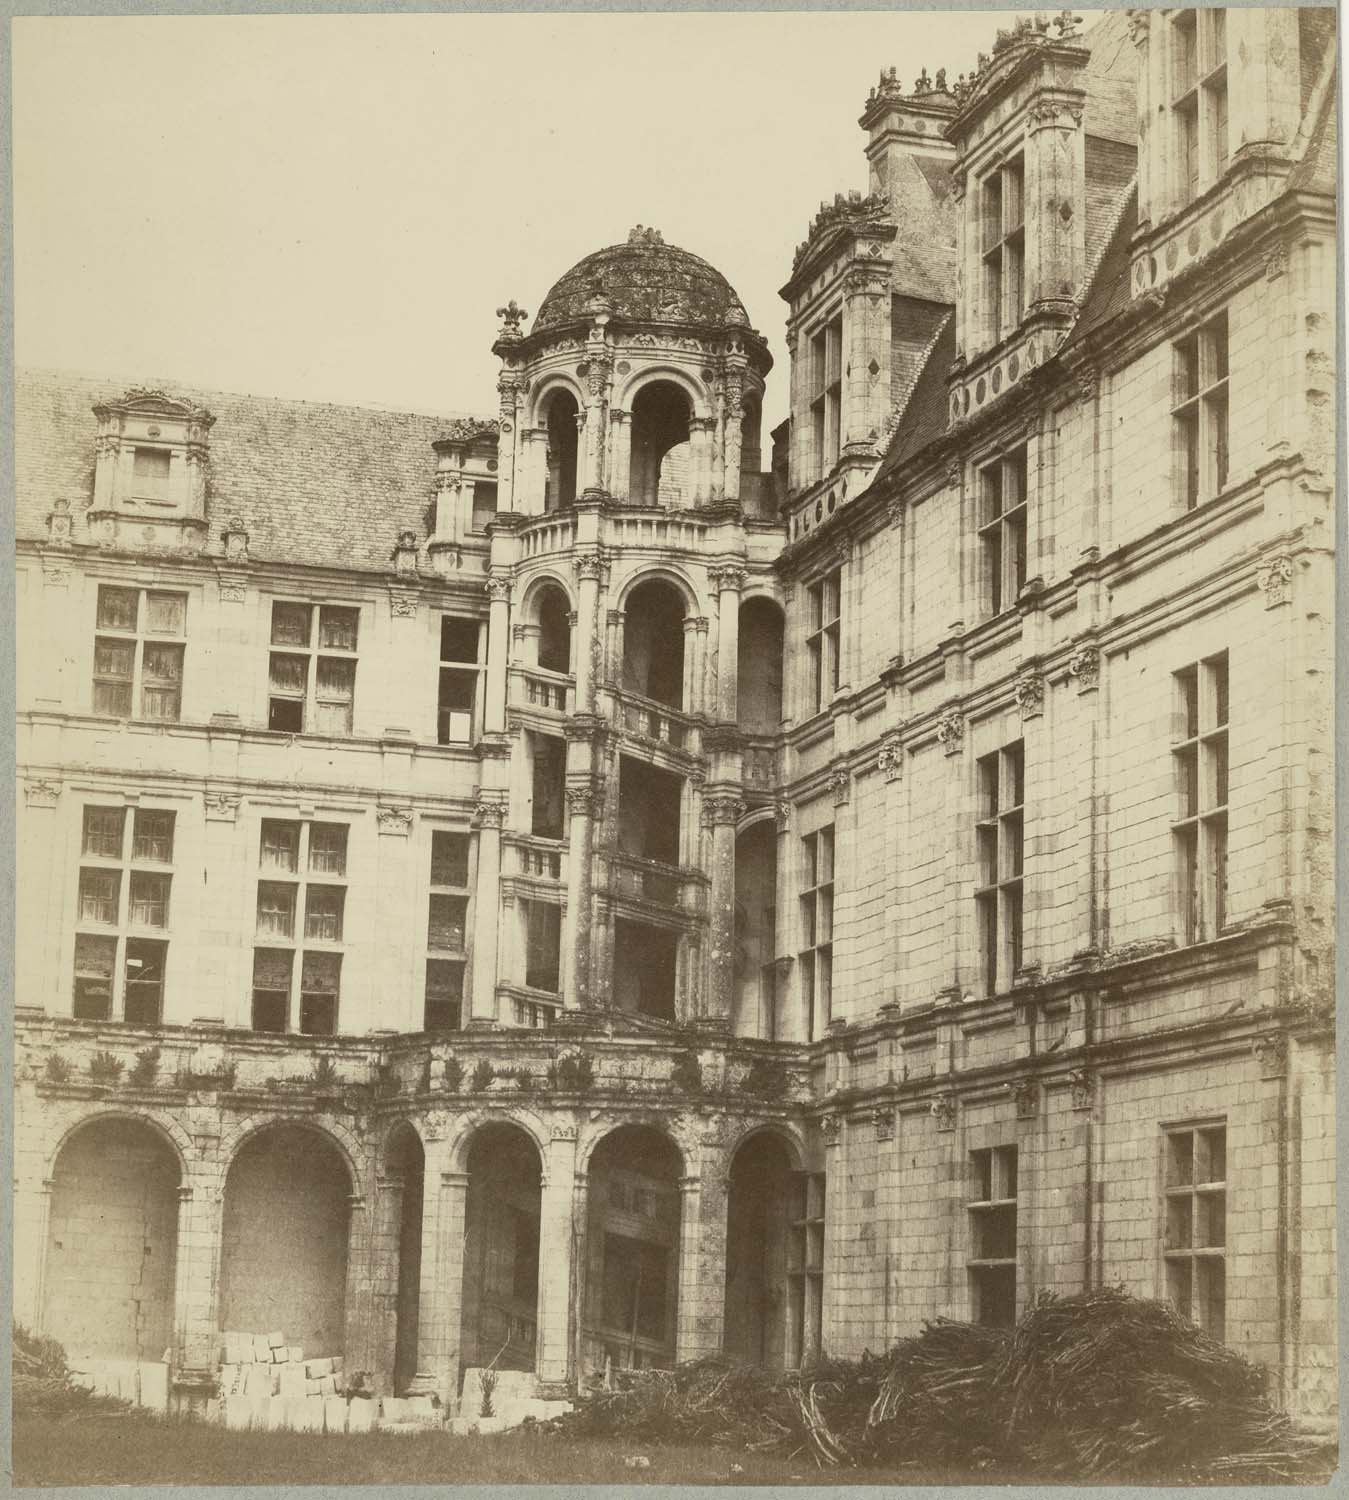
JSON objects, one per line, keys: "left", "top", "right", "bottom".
{"left": 14, "top": 10, "right": 1023, "bottom": 431}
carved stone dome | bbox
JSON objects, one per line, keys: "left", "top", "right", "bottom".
{"left": 533, "top": 226, "right": 751, "bottom": 334}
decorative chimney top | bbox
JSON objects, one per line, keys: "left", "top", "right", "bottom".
{"left": 627, "top": 225, "right": 665, "bottom": 246}
{"left": 792, "top": 189, "right": 891, "bottom": 276}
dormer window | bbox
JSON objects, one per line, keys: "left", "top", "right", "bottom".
{"left": 131, "top": 446, "right": 172, "bottom": 502}
{"left": 810, "top": 313, "right": 843, "bottom": 481}
{"left": 1171, "top": 9, "right": 1228, "bottom": 207}
{"left": 982, "top": 155, "right": 1025, "bottom": 341}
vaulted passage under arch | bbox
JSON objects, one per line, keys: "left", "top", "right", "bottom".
{"left": 734, "top": 821, "right": 779, "bottom": 1037}
{"left": 43, "top": 1118, "right": 180, "bottom": 1361}
{"left": 544, "top": 391, "right": 579, "bottom": 510}
{"left": 460, "top": 1124, "right": 542, "bottom": 1373}
{"left": 584, "top": 1126, "right": 683, "bottom": 1373}
{"left": 386, "top": 1125, "right": 425, "bottom": 1394}
{"left": 219, "top": 1126, "right": 351, "bottom": 1359}
{"left": 631, "top": 382, "right": 691, "bottom": 507}
{"left": 536, "top": 584, "right": 572, "bottom": 675}
{"left": 737, "top": 596, "right": 784, "bottom": 733}
{"left": 723, "top": 1133, "right": 793, "bottom": 1369}
{"left": 622, "top": 578, "right": 686, "bottom": 710}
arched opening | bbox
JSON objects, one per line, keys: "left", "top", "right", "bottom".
{"left": 583, "top": 1126, "right": 683, "bottom": 1374}
{"left": 737, "top": 597, "right": 785, "bottom": 733}
{"left": 386, "top": 1125, "right": 425, "bottom": 1395}
{"left": 43, "top": 1118, "right": 180, "bottom": 1363}
{"left": 460, "top": 1124, "right": 542, "bottom": 1375}
{"left": 724, "top": 1133, "right": 794, "bottom": 1369}
{"left": 544, "top": 390, "right": 580, "bottom": 511}
{"left": 631, "top": 382, "right": 691, "bottom": 507}
{"left": 622, "top": 578, "right": 686, "bottom": 710}
{"left": 536, "top": 584, "right": 572, "bottom": 675}
{"left": 734, "top": 821, "right": 779, "bottom": 1037}
{"left": 220, "top": 1125, "right": 352, "bottom": 1361}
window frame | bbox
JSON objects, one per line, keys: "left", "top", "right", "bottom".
{"left": 805, "top": 569, "right": 842, "bottom": 716}
{"left": 798, "top": 826, "right": 835, "bottom": 1041}
{"left": 808, "top": 310, "right": 843, "bottom": 482}
{"left": 92, "top": 584, "right": 187, "bottom": 722}
{"left": 1172, "top": 651, "right": 1229, "bottom": 945}
{"left": 425, "top": 827, "right": 473, "bottom": 1033}
{"left": 968, "top": 1144, "right": 1019, "bottom": 1326}
{"left": 251, "top": 817, "right": 349, "bottom": 1035}
{"left": 438, "top": 613, "right": 487, "bottom": 746}
{"left": 786, "top": 1170, "right": 826, "bottom": 1368}
{"left": 267, "top": 600, "right": 361, "bottom": 736}
{"left": 982, "top": 153, "right": 1026, "bottom": 342}
{"left": 1170, "top": 8, "right": 1229, "bottom": 209}
{"left": 975, "top": 740, "right": 1026, "bottom": 997}
{"left": 72, "top": 804, "right": 176, "bottom": 1024}
{"left": 977, "top": 446, "right": 1029, "bottom": 617}
{"left": 1162, "top": 1119, "right": 1227, "bottom": 1340}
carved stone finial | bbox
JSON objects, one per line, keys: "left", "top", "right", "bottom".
{"left": 495, "top": 300, "right": 528, "bottom": 338}
{"left": 1053, "top": 8, "right": 1082, "bottom": 37}
{"left": 627, "top": 225, "right": 665, "bottom": 247}
{"left": 914, "top": 67, "right": 932, "bottom": 93}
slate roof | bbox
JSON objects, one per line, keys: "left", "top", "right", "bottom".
{"left": 1062, "top": 181, "right": 1138, "bottom": 352}
{"left": 875, "top": 314, "right": 954, "bottom": 484}
{"left": 15, "top": 367, "right": 492, "bottom": 576}
{"left": 1289, "top": 81, "right": 1337, "bottom": 194}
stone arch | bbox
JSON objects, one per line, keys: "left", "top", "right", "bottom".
{"left": 612, "top": 563, "right": 701, "bottom": 619}
{"left": 458, "top": 1120, "right": 545, "bottom": 1376}
{"left": 219, "top": 1121, "right": 355, "bottom": 1361}
{"left": 526, "top": 371, "right": 587, "bottom": 429}
{"left": 618, "top": 573, "right": 696, "bottom": 711}
{"left": 45, "top": 1105, "right": 192, "bottom": 1183}
{"left": 615, "top": 363, "right": 710, "bottom": 420}
{"left": 723, "top": 1127, "right": 801, "bottom": 1370}
{"left": 721, "top": 1118, "right": 806, "bottom": 1177}
{"left": 446, "top": 1106, "right": 552, "bottom": 1177}
{"left": 533, "top": 382, "right": 582, "bottom": 511}
{"left": 43, "top": 1114, "right": 183, "bottom": 1363}
{"left": 574, "top": 1113, "right": 690, "bottom": 1180}
{"left": 580, "top": 1121, "right": 688, "bottom": 1373}
{"left": 218, "top": 1112, "right": 367, "bottom": 1203}
{"left": 517, "top": 567, "right": 577, "bottom": 620}
{"left": 738, "top": 593, "right": 785, "bottom": 734}
{"left": 518, "top": 573, "right": 574, "bottom": 677}
{"left": 630, "top": 379, "right": 694, "bottom": 507}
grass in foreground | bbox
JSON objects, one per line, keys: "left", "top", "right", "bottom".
{"left": 11, "top": 1412, "right": 1008, "bottom": 1488}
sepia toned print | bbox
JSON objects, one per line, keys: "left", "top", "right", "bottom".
{"left": 11, "top": 4, "right": 1337, "bottom": 1486}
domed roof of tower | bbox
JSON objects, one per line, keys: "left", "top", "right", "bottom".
{"left": 533, "top": 226, "right": 752, "bottom": 333}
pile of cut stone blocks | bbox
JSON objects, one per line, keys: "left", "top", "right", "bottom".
{"left": 68, "top": 1356, "right": 169, "bottom": 1413}
{"left": 219, "top": 1329, "right": 368, "bottom": 1433}
{"left": 448, "top": 1368, "right": 573, "bottom": 1434}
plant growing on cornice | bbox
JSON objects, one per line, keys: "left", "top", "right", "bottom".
{"left": 44, "top": 1053, "right": 71, "bottom": 1085}
{"left": 311, "top": 1055, "right": 340, "bottom": 1091}
{"left": 88, "top": 1050, "right": 124, "bottom": 1086}
{"left": 443, "top": 1055, "right": 465, "bottom": 1093}
{"left": 129, "top": 1047, "right": 161, "bottom": 1088}
{"left": 371, "top": 1061, "right": 402, "bottom": 1098}
{"left": 469, "top": 1059, "right": 496, "bottom": 1093}
{"left": 509, "top": 1068, "right": 537, "bottom": 1094}
{"left": 742, "top": 1057, "right": 791, "bottom": 1102}
{"left": 418, "top": 1057, "right": 433, "bottom": 1094}
{"left": 671, "top": 1052, "right": 703, "bottom": 1095}
{"left": 546, "top": 1051, "right": 594, "bottom": 1094}
{"left": 176, "top": 1062, "right": 236, "bottom": 1093}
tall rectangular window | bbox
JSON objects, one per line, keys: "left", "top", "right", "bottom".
{"left": 1164, "top": 1122, "right": 1226, "bottom": 1339}
{"left": 982, "top": 154, "right": 1026, "bottom": 341}
{"left": 1172, "top": 9, "right": 1229, "bottom": 207}
{"left": 524, "top": 899, "right": 562, "bottom": 994}
{"left": 806, "top": 569, "right": 841, "bottom": 715}
{"left": 786, "top": 1171, "right": 825, "bottom": 1368}
{"left": 975, "top": 740, "right": 1025, "bottom": 996}
{"left": 73, "top": 804, "right": 175, "bottom": 1024}
{"left": 438, "top": 615, "right": 485, "bottom": 745}
{"left": 267, "top": 602, "right": 360, "bottom": 735}
{"left": 92, "top": 585, "right": 186, "bottom": 721}
{"left": 968, "top": 1145, "right": 1018, "bottom": 1326}
{"left": 798, "top": 827, "right": 834, "bottom": 1040}
{"left": 252, "top": 818, "right": 347, "bottom": 1034}
{"left": 1173, "top": 311, "right": 1229, "bottom": 509}
{"left": 1173, "top": 651, "right": 1229, "bottom": 944}
{"left": 426, "top": 829, "right": 470, "bottom": 1032}
{"left": 978, "top": 447, "right": 1028, "bottom": 616}
{"left": 809, "top": 313, "right": 843, "bottom": 481}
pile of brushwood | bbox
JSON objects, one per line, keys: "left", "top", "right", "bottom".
{"left": 561, "top": 1289, "right": 1335, "bottom": 1483}
{"left": 13, "top": 1327, "right": 132, "bottom": 1420}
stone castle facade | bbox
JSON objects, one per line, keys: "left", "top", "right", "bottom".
{"left": 13, "top": 7, "right": 1337, "bottom": 1426}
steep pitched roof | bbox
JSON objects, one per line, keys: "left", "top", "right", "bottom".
{"left": 1289, "top": 79, "right": 1337, "bottom": 194}
{"left": 15, "top": 367, "right": 492, "bottom": 576}
{"left": 876, "top": 313, "right": 954, "bottom": 483}
{"left": 1062, "top": 181, "right": 1137, "bottom": 352}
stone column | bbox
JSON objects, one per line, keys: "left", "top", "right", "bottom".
{"left": 608, "top": 409, "right": 631, "bottom": 501}
{"left": 675, "top": 1175, "right": 707, "bottom": 1362}
{"left": 573, "top": 410, "right": 592, "bottom": 497}
{"left": 496, "top": 372, "right": 521, "bottom": 514}
{"left": 1027, "top": 102, "right": 1086, "bottom": 315}
{"left": 703, "top": 795, "right": 743, "bottom": 1025}
{"left": 569, "top": 1167, "right": 591, "bottom": 1377}
{"left": 536, "top": 1129, "right": 578, "bottom": 1384}
{"left": 173, "top": 1174, "right": 223, "bottom": 1374}
{"left": 520, "top": 427, "right": 549, "bottom": 516}
{"left": 688, "top": 416, "right": 716, "bottom": 506}
{"left": 573, "top": 551, "right": 603, "bottom": 713}
{"left": 370, "top": 1169, "right": 406, "bottom": 1393}
{"left": 469, "top": 800, "right": 505, "bottom": 1025}
{"left": 416, "top": 1157, "right": 468, "bottom": 1405}
{"left": 13, "top": 1175, "right": 52, "bottom": 1332}
{"left": 605, "top": 609, "right": 626, "bottom": 689}
{"left": 721, "top": 370, "right": 746, "bottom": 505}
{"left": 842, "top": 265, "right": 892, "bottom": 454}
{"left": 692, "top": 1161, "right": 730, "bottom": 1359}
{"left": 483, "top": 571, "right": 512, "bottom": 735}
{"left": 342, "top": 1190, "right": 372, "bottom": 1385}
{"left": 711, "top": 566, "right": 745, "bottom": 723}
{"left": 561, "top": 782, "right": 598, "bottom": 1010}
{"left": 580, "top": 355, "right": 611, "bottom": 499}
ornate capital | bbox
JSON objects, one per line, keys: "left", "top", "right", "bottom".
{"left": 1069, "top": 1070, "right": 1094, "bottom": 1111}
{"left": 1257, "top": 554, "right": 1294, "bottom": 609}
{"left": 820, "top": 1114, "right": 842, "bottom": 1147}
{"left": 422, "top": 1109, "right": 450, "bottom": 1142}
{"left": 203, "top": 791, "right": 240, "bottom": 822}
{"left": 936, "top": 711, "right": 964, "bottom": 756}
{"left": 931, "top": 1093, "right": 958, "bottom": 1132}
{"left": 574, "top": 550, "right": 605, "bottom": 583}
{"left": 1264, "top": 245, "right": 1288, "bottom": 282}
{"left": 1015, "top": 672, "right": 1045, "bottom": 720}
{"left": 709, "top": 564, "right": 747, "bottom": 594}
{"left": 877, "top": 735, "right": 904, "bottom": 782}
{"left": 473, "top": 799, "right": 506, "bottom": 829}
{"left": 874, "top": 1107, "right": 896, "bottom": 1143}
{"left": 1254, "top": 1033, "right": 1289, "bottom": 1079}
{"left": 486, "top": 570, "right": 513, "bottom": 603}
{"left": 1076, "top": 370, "right": 1099, "bottom": 405}
{"left": 23, "top": 778, "right": 60, "bottom": 809}
{"left": 829, "top": 769, "right": 851, "bottom": 806}
{"left": 1013, "top": 1079, "right": 1040, "bottom": 1119}
{"left": 1068, "top": 643, "right": 1100, "bottom": 693}
{"left": 773, "top": 802, "right": 792, "bottom": 833}
{"left": 566, "top": 782, "right": 603, "bottom": 818}
{"left": 376, "top": 805, "right": 413, "bottom": 836}
{"left": 702, "top": 795, "right": 745, "bottom": 828}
